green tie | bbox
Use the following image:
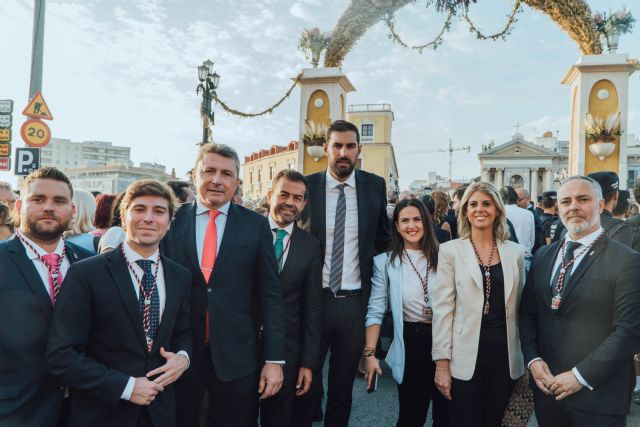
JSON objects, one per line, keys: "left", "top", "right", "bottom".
{"left": 273, "top": 229, "right": 288, "bottom": 272}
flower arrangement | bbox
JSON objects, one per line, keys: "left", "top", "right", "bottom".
{"left": 584, "top": 112, "right": 622, "bottom": 143}
{"left": 299, "top": 28, "right": 331, "bottom": 68}
{"left": 593, "top": 8, "right": 635, "bottom": 35}
{"left": 302, "top": 120, "right": 328, "bottom": 146}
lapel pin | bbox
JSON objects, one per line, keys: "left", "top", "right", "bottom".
{"left": 589, "top": 251, "right": 594, "bottom": 256}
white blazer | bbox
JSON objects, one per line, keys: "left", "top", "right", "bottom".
{"left": 431, "top": 238, "right": 526, "bottom": 381}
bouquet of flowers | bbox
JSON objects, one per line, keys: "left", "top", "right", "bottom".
{"left": 584, "top": 112, "right": 622, "bottom": 143}
{"left": 593, "top": 8, "right": 635, "bottom": 34}
{"left": 302, "top": 120, "right": 328, "bottom": 146}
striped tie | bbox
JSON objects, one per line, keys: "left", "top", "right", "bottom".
{"left": 329, "top": 184, "right": 346, "bottom": 294}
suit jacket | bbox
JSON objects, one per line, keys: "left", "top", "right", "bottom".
{"left": 271, "top": 223, "right": 322, "bottom": 383}
{"left": 161, "top": 201, "right": 285, "bottom": 381}
{"left": 45, "top": 246, "right": 192, "bottom": 427}
{"left": 519, "top": 236, "right": 640, "bottom": 416}
{"left": 0, "top": 237, "right": 92, "bottom": 426}
{"left": 298, "top": 169, "right": 391, "bottom": 310}
{"left": 432, "top": 239, "right": 526, "bottom": 381}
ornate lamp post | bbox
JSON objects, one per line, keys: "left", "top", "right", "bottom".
{"left": 196, "top": 59, "right": 220, "bottom": 145}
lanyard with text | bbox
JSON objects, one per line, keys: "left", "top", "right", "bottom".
{"left": 16, "top": 230, "right": 66, "bottom": 300}
{"left": 404, "top": 249, "right": 432, "bottom": 321}
{"left": 551, "top": 230, "right": 604, "bottom": 310}
{"left": 121, "top": 245, "right": 161, "bottom": 352}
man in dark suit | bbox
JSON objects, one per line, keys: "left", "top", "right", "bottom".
{"left": 258, "top": 169, "right": 322, "bottom": 427}
{"left": 520, "top": 175, "right": 640, "bottom": 427}
{"left": 46, "top": 180, "right": 192, "bottom": 427}
{"left": 297, "top": 120, "right": 391, "bottom": 427}
{"left": 162, "top": 143, "right": 285, "bottom": 427}
{"left": 0, "top": 167, "right": 93, "bottom": 426}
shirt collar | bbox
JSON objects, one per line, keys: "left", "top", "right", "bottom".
{"left": 123, "top": 241, "right": 160, "bottom": 263}
{"left": 196, "top": 198, "right": 231, "bottom": 217}
{"left": 268, "top": 215, "right": 294, "bottom": 235}
{"left": 17, "top": 231, "right": 64, "bottom": 260}
{"left": 564, "top": 226, "right": 604, "bottom": 247}
{"left": 326, "top": 170, "right": 356, "bottom": 190}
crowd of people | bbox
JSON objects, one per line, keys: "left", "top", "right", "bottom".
{"left": 1, "top": 119, "right": 640, "bottom": 427}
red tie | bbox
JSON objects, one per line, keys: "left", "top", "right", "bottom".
{"left": 41, "top": 253, "right": 62, "bottom": 305}
{"left": 201, "top": 210, "right": 220, "bottom": 343}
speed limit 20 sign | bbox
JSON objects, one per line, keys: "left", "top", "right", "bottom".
{"left": 20, "top": 118, "right": 51, "bottom": 147}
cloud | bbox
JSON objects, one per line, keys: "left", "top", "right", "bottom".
{"left": 290, "top": 3, "right": 313, "bottom": 22}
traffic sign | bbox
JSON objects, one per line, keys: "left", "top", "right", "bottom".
{"left": 0, "top": 129, "right": 11, "bottom": 142}
{"left": 0, "top": 142, "right": 10, "bottom": 157}
{"left": 22, "top": 92, "right": 53, "bottom": 120}
{"left": 0, "top": 158, "right": 9, "bottom": 171}
{"left": 0, "top": 100, "right": 13, "bottom": 114}
{"left": 0, "top": 114, "right": 11, "bottom": 128}
{"left": 21, "top": 119, "right": 51, "bottom": 147}
{"left": 14, "top": 148, "right": 40, "bottom": 176}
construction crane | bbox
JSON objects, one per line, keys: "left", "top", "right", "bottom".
{"left": 404, "top": 139, "right": 471, "bottom": 181}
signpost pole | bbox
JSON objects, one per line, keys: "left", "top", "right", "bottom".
{"left": 29, "top": 0, "right": 46, "bottom": 99}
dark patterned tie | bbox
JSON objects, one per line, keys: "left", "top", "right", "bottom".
{"left": 136, "top": 260, "right": 160, "bottom": 346}
{"left": 551, "top": 241, "right": 582, "bottom": 289}
{"left": 329, "top": 184, "right": 346, "bottom": 294}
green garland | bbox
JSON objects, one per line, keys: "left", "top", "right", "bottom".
{"left": 463, "top": 0, "right": 523, "bottom": 41}
{"left": 383, "top": 9, "right": 454, "bottom": 53}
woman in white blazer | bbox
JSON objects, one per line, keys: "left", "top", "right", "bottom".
{"left": 364, "top": 198, "right": 449, "bottom": 427}
{"left": 432, "top": 182, "right": 526, "bottom": 427}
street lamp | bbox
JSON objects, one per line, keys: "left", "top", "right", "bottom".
{"left": 196, "top": 59, "right": 220, "bottom": 145}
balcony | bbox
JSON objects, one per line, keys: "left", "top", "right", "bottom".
{"left": 348, "top": 104, "right": 391, "bottom": 113}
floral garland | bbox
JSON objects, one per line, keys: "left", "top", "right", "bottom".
{"left": 463, "top": 0, "right": 523, "bottom": 41}
{"left": 210, "top": 72, "right": 303, "bottom": 118}
{"left": 383, "top": 9, "right": 454, "bottom": 53}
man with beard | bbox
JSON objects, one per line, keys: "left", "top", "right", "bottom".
{"left": 259, "top": 169, "right": 322, "bottom": 427}
{"left": 0, "top": 167, "right": 93, "bottom": 425}
{"left": 520, "top": 175, "right": 640, "bottom": 427}
{"left": 298, "top": 120, "right": 391, "bottom": 427}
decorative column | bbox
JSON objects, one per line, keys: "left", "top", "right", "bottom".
{"left": 495, "top": 168, "right": 504, "bottom": 187}
{"left": 481, "top": 168, "right": 490, "bottom": 183}
{"left": 543, "top": 169, "right": 553, "bottom": 191}
{"left": 530, "top": 168, "right": 539, "bottom": 201}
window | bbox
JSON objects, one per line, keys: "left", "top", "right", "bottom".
{"left": 269, "top": 166, "right": 274, "bottom": 180}
{"left": 361, "top": 123, "right": 374, "bottom": 138}
{"left": 250, "top": 171, "right": 253, "bottom": 184}
{"left": 288, "top": 162, "right": 294, "bottom": 170}
{"left": 258, "top": 169, "right": 261, "bottom": 182}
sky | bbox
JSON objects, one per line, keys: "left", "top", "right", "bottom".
{"left": 0, "top": 0, "right": 639, "bottom": 190}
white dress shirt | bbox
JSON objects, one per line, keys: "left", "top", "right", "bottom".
{"left": 18, "top": 232, "right": 69, "bottom": 297}
{"left": 196, "top": 199, "right": 230, "bottom": 266}
{"left": 120, "top": 241, "right": 189, "bottom": 401}
{"left": 505, "top": 204, "right": 535, "bottom": 255}
{"left": 401, "top": 249, "right": 437, "bottom": 323}
{"left": 528, "top": 226, "right": 604, "bottom": 391}
{"left": 268, "top": 215, "right": 294, "bottom": 267}
{"left": 323, "top": 171, "right": 361, "bottom": 290}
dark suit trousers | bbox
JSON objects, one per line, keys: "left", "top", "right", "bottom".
{"left": 533, "top": 389, "right": 626, "bottom": 427}
{"left": 449, "top": 341, "right": 516, "bottom": 427}
{"left": 298, "top": 292, "right": 365, "bottom": 427}
{"left": 175, "top": 346, "right": 258, "bottom": 427}
{"left": 260, "top": 364, "right": 297, "bottom": 427}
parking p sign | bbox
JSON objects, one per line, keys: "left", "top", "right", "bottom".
{"left": 14, "top": 147, "right": 40, "bottom": 176}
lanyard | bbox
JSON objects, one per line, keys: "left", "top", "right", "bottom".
{"left": 404, "top": 249, "right": 430, "bottom": 306}
{"left": 15, "top": 230, "right": 66, "bottom": 297}
{"left": 470, "top": 238, "right": 497, "bottom": 316}
{"left": 121, "top": 245, "right": 161, "bottom": 352}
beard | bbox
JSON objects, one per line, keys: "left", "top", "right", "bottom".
{"left": 22, "top": 215, "right": 70, "bottom": 241}
{"left": 330, "top": 157, "right": 356, "bottom": 179}
{"left": 563, "top": 213, "right": 598, "bottom": 237}
{"left": 274, "top": 204, "right": 298, "bottom": 225}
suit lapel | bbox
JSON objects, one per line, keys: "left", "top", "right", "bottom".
{"left": 7, "top": 237, "right": 52, "bottom": 320}
{"left": 497, "top": 242, "right": 514, "bottom": 303}
{"left": 106, "top": 246, "right": 148, "bottom": 352}
{"left": 539, "top": 242, "right": 563, "bottom": 304}
{"left": 460, "top": 240, "right": 483, "bottom": 290}
{"left": 210, "top": 203, "right": 241, "bottom": 284}
{"left": 183, "top": 202, "right": 201, "bottom": 275}
{"left": 279, "top": 224, "right": 301, "bottom": 280}
{"left": 152, "top": 255, "right": 178, "bottom": 353}
{"left": 355, "top": 171, "right": 368, "bottom": 258}
{"left": 559, "top": 237, "right": 608, "bottom": 307}
{"left": 387, "top": 256, "right": 403, "bottom": 311}
{"left": 63, "top": 242, "right": 82, "bottom": 264}
{"left": 313, "top": 174, "right": 327, "bottom": 255}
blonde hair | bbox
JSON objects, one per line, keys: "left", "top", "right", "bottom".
{"left": 65, "top": 189, "right": 96, "bottom": 237}
{"left": 431, "top": 190, "right": 450, "bottom": 225}
{"left": 457, "top": 181, "right": 510, "bottom": 242}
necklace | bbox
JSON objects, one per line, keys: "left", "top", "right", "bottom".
{"left": 404, "top": 249, "right": 432, "bottom": 320}
{"left": 470, "top": 237, "right": 496, "bottom": 316}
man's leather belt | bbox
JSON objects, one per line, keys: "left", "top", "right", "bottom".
{"left": 322, "top": 288, "right": 361, "bottom": 298}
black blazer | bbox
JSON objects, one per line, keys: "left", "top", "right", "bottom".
{"left": 519, "top": 236, "right": 640, "bottom": 415}
{"left": 276, "top": 223, "right": 322, "bottom": 380}
{"left": 0, "top": 237, "right": 92, "bottom": 426}
{"left": 45, "top": 246, "right": 192, "bottom": 427}
{"left": 161, "top": 202, "right": 285, "bottom": 381}
{"left": 298, "top": 170, "right": 391, "bottom": 310}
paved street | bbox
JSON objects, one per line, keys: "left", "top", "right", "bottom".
{"left": 312, "top": 360, "right": 640, "bottom": 427}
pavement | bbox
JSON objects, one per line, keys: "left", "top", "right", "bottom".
{"left": 311, "top": 360, "right": 640, "bottom": 427}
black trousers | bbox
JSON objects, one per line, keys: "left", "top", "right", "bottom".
{"left": 174, "top": 346, "right": 258, "bottom": 427}
{"left": 449, "top": 340, "right": 515, "bottom": 427}
{"left": 397, "top": 322, "right": 450, "bottom": 427}
{"left": 260, "top": 363, "right": 301, "bottom": 427}
{"left": 297, "top": 293, "right": 365, "bottom": 427}
{"left": 533, "top": 389, "right": 626, "bottom": 427}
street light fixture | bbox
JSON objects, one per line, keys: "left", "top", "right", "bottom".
{"left": 196, "top": 59, "right": 220, "bottom": 145}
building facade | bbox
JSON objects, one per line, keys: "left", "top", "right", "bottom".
{"left": 243, "top": 142, "right": 299, "bottom": 202}
{"left": 66, "top": 163, "right": 172, "bottom": 194}
{"left": 41, "top": 138, "right": 131, "bottom": 170}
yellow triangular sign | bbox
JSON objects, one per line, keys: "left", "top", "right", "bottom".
{"left": 22, "top": 92, "right": 53, "bottom": 120}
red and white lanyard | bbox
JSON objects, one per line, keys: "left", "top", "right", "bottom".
{"left": 15, "top": 230, "right": 66, "bottom": 301}
{"left": 404, "top": 249, "right": 432, "bottom": 319}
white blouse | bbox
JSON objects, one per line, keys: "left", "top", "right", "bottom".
{"left": 401, "top": 249, "right": 437, "bottom": 323}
